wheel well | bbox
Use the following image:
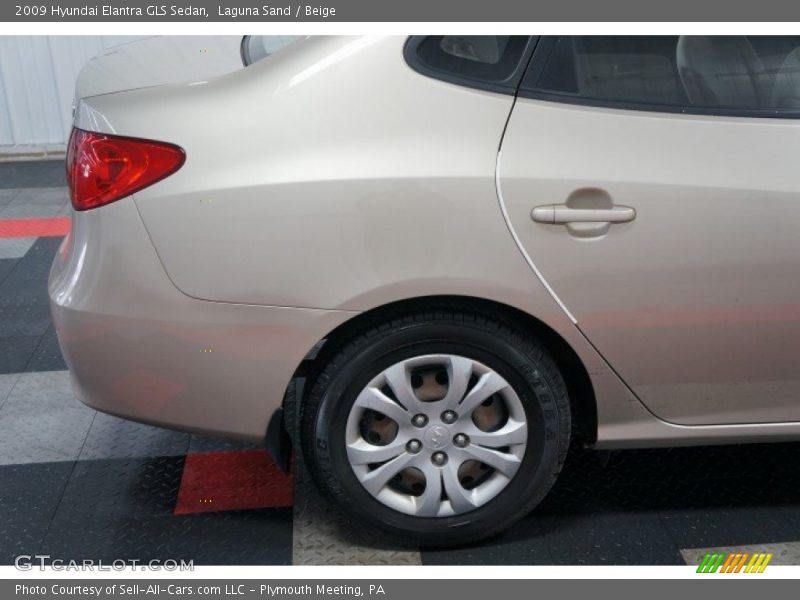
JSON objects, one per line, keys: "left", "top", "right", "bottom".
{"left": 293, "top": 295, "right": 597, "bottom": 445}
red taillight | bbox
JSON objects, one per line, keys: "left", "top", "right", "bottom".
{"left": 66, "top": 128, "right": 185, "bottom": 211}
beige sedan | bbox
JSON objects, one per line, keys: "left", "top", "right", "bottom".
{"left": 50, "top": 35, "right": 800, "bottom": 545}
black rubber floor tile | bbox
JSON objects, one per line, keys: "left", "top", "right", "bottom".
{"left": 14, "top": 237, "right": 62, "bottom": 280}
{"left": 0, "top": 237, "right": 63, "bottom": 307}
{"left": 0, "top": 462, "right": 74, "bottom": 565}
{"left": 422, "top": 514, "right": 551, "bottom": 565}
{"left": 165, "top": 509, "right": 293, "bottom": 565}
{"left": 534, "top": 450, "right": 655, "bottom": 516}
{"left": 540, "top": 510, "right": 682, "bottom": 565}
{"left": 543, "top": 477, "right": 780, "bottom": 517}
{"left": 0, "top": 189, "right": 16, "bottom": 205}
{"left": 188, "top": 434, "right": 263, "bottom": 453}
{"left": 79, "top": 413, "right": 190, "bottom": 460}
{"left": 659, "top": 505, "right": 794, "bottom": 549}
{"left": 40, "top": 508, "right": 293, "bottom": 565}
{"left": 0, "top": 161, "right": 66, "bottom": 189}
{"left": 25, "top": 326, "right": 66, "bottom": 373}
{"left": 58, "top": 456, "right": 186, "bottom": 518}
{"left": 0, "top": 302, "right": 52, "bottom": 337}
{"left": 0, "top": 336, "right": 41, "bottom": 375}
{"left": 647, "top": 478, "right": 796, "bottom": 512}
{"left": 777, "top": 504, "right": 800, "bottom": 538}
{"left": 0, "top": 270, "right": 50, "bottom": 306}
{"left": 537, "top": 477, "right": 611, "bottom": 516}
{"left": 539, "top": 444, "right": 800, "bottom": 516}
{"left": 0, "top": 258, "right": 18, "bottom": 287}
{"left": 602, "top": 444, "right": 800, "bottom": 488}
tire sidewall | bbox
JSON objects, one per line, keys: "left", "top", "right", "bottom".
{"left": 307, "top": 320, "right": 568, "bottom": 543}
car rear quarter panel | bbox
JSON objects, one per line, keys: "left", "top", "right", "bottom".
{"left": 49, "top": 198, "right": 353, "bottom": 441}
{"left": 77, "top": 36, "right": 546, "bottom": 313}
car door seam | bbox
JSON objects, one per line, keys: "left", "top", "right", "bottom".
{"left": 494, "top": 149, "right": 578, "bottom": 325}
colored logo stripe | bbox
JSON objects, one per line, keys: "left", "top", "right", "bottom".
{"left": 745, "top": 552, "right": 773, "bottom": 573}
{"left": 0, "top": 217, "right": 71, "bottom": 238}
{"left": 697, "top": 552, "right": 773, "bottom": 573}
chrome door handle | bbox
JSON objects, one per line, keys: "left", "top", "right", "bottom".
{"left": 531, "top": 204, "right": 636, "bottom": 225}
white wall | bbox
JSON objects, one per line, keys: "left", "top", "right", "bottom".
{"left": 0, "top": 36, "right": 148, "bottom": 157}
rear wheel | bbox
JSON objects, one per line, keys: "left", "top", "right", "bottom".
{"left": 300, "top": 309, "right": 571, "bottom": 546}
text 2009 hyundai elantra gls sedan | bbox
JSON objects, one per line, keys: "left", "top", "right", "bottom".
{"left": 50, "top": 35, "right": 800, "bottom": 546}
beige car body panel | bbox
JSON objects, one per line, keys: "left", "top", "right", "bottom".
{"left": 74, "top": 36, "right": 244, "bottom": 99}
{"left": 48, "top": 198, "right": 354, "bottom": 441}
{"left": 51, "top": 35, "right": 800, "bottom": 446}
{"left": 499, "top": 98, "right": 800, "bottom": 426}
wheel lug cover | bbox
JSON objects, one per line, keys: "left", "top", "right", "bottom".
{"left": 453, "top": 433, "right": 469, "bottom": 447}
{"left": 412, "top": 414, "right": 428, "bottom": 427}
{"left": 406, "top": 439, "right": 422, "bottom": 453}
{"left": 441, "top": 410, "right": 458, "bottom": 424}
{"left": 431, "top": 451, "right": 448, "bottom": 466}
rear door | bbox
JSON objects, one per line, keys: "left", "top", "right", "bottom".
{"left": 499, "top": 36, "right": 800, "bottom": 425}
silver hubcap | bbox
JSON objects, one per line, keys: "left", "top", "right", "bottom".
{"left": 345, "top": 354, "right": 528, "bottom": 518}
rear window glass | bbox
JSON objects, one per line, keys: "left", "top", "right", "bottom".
{"left": 414, "top": 36, "right": 529, "bottom": 84}
{"left": 525, "top": 36, "right": 800, "bottom": 114}
{"left": 241, "top": 36, "right": 302, "bottom": 66}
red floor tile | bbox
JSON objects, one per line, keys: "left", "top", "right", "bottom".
{"left": 174, "top": 450, "right": 293, "bottom": 515}
{"left": 0, "top": 217, "right": 71, "bottom": 238}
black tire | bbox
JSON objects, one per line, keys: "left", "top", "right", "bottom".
{"left": 300, "top": 308, "right": 571, "bottom": 547}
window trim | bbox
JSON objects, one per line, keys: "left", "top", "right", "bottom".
{"left": 519, "top": 36, "right": 800, "bottom": 120}
{"left": 403, "top": 36, "right": 539, "bottom": 95}
{"left": 240, "top": 35, "right": 253, "bottom": 67}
